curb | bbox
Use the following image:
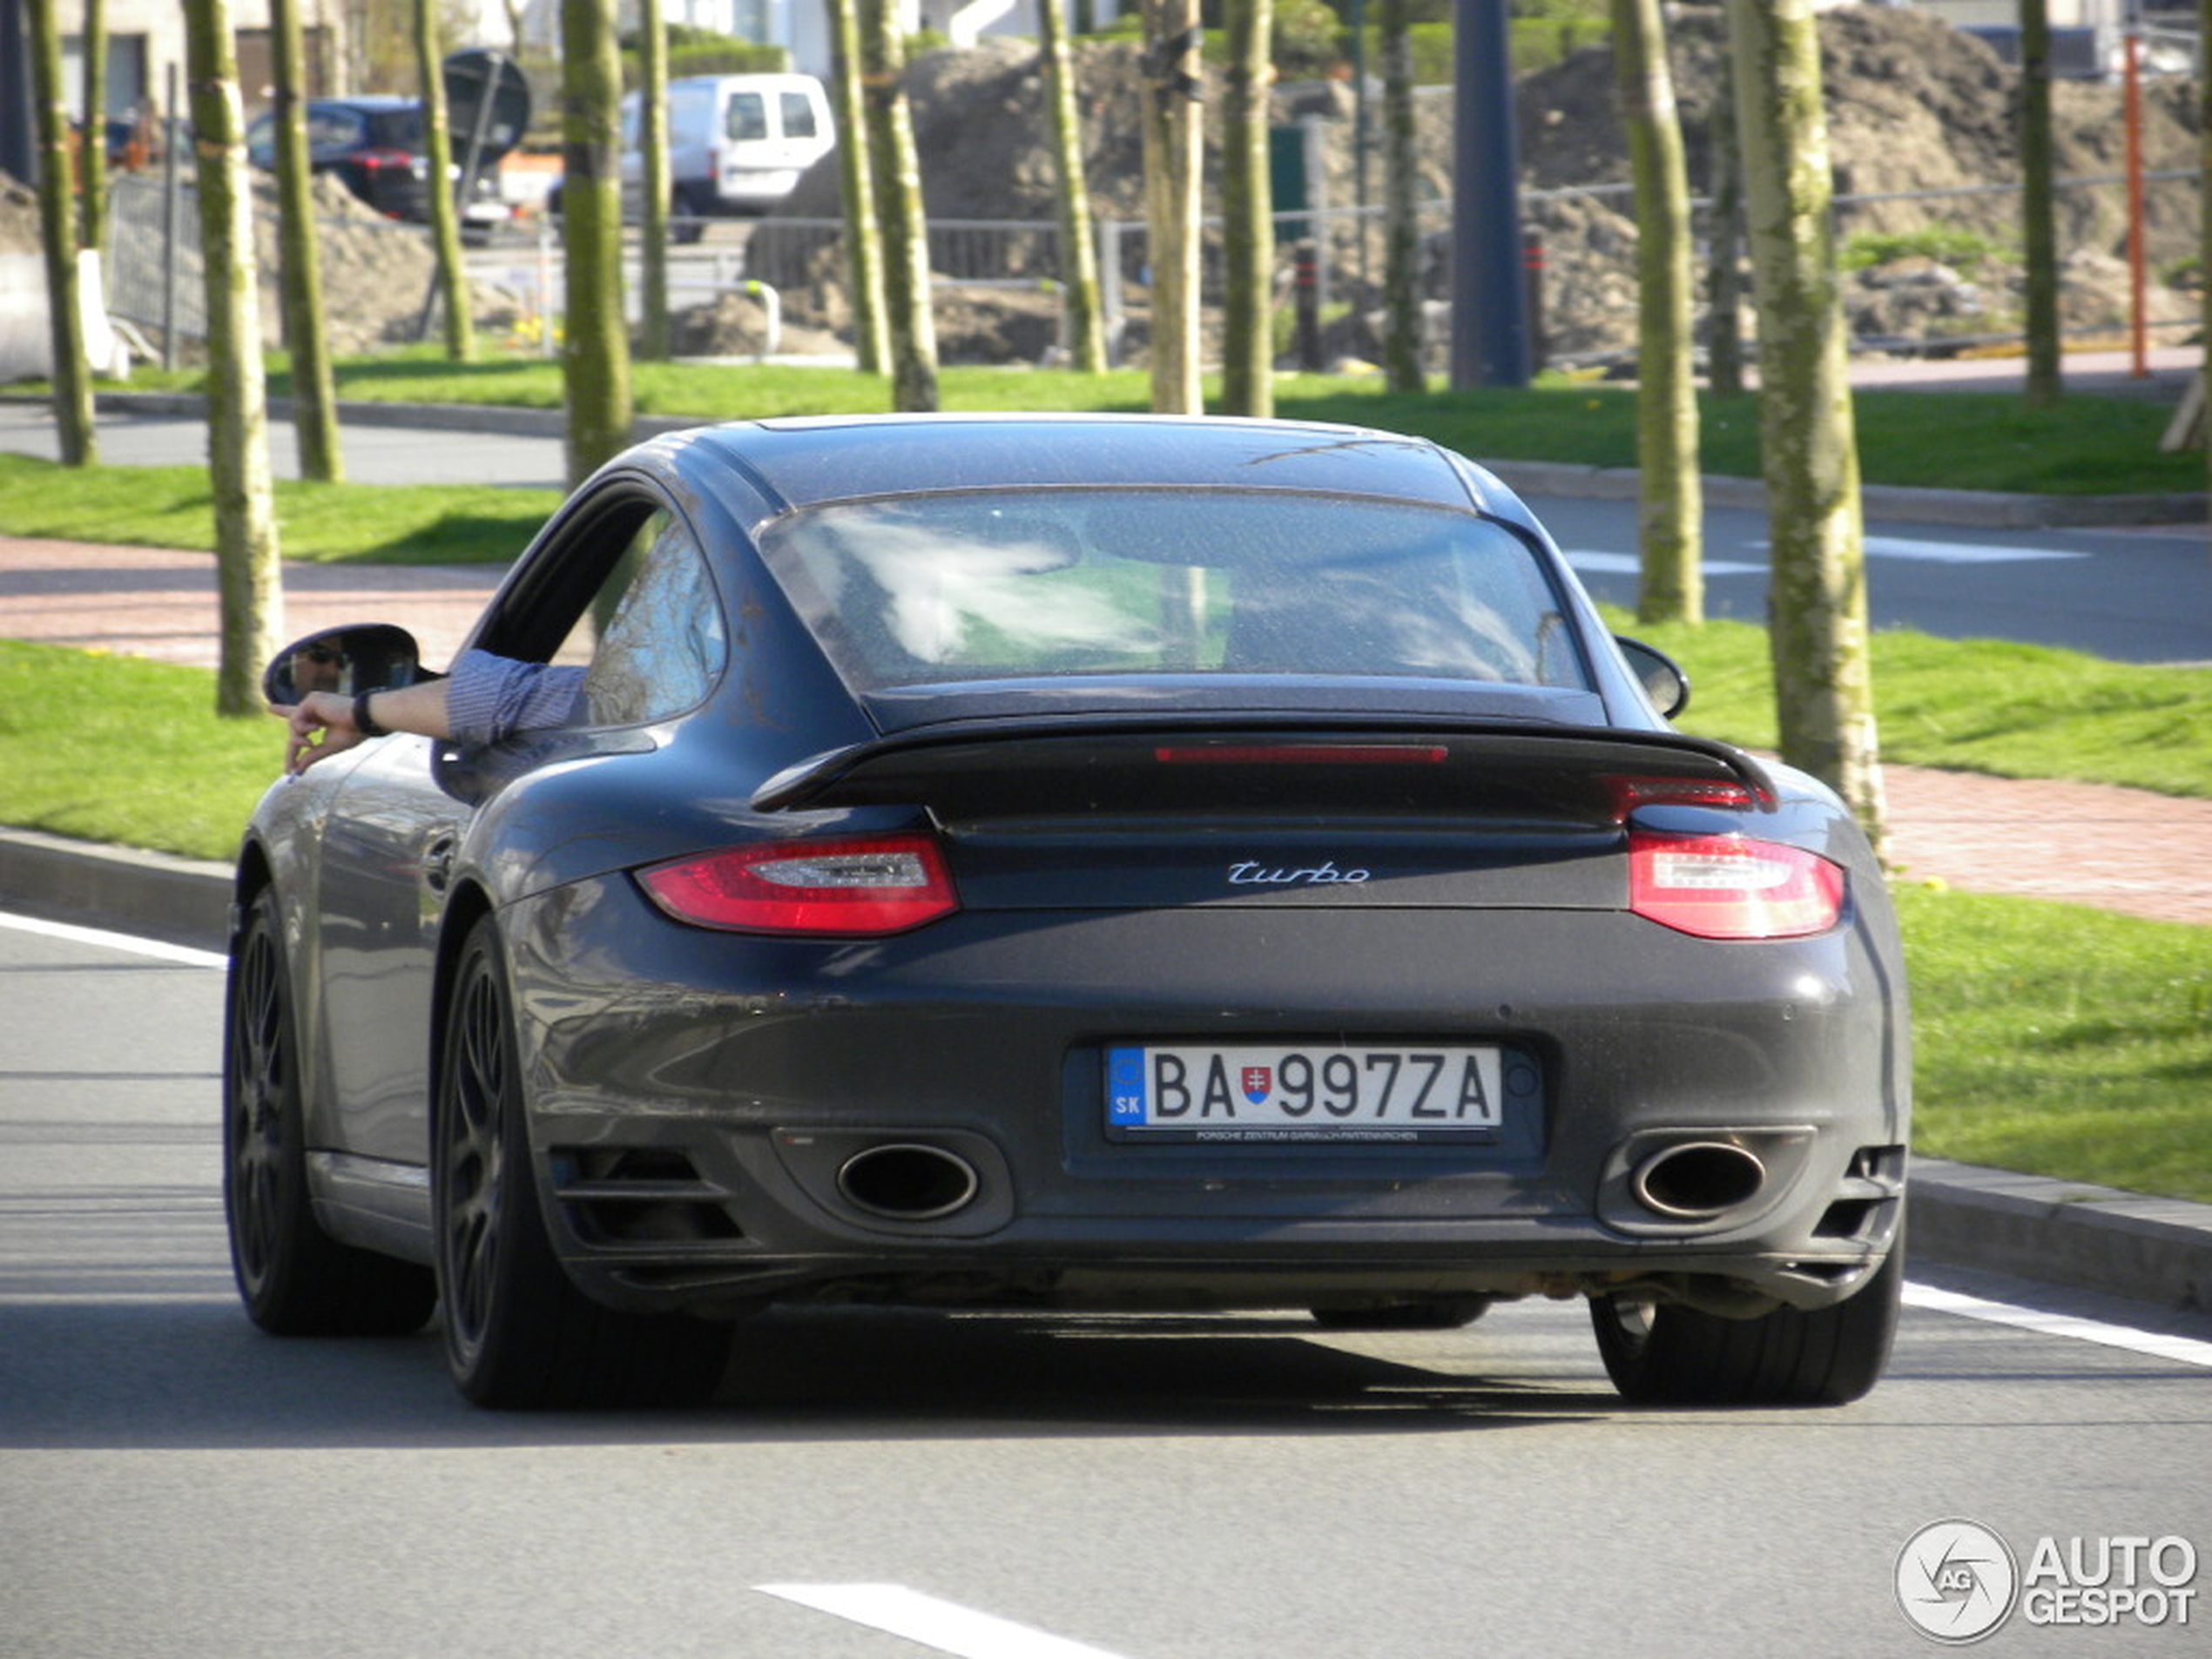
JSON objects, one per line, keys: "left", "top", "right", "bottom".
{"left": 65, "top": 390, "right": 2209, "bottom": 531}
{"left": 3, "top": 825, "right": 2206, "bottom": 1315}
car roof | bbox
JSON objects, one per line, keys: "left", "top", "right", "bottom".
{"left": 674, "top": 414, "right": 1493, "bottom": 516}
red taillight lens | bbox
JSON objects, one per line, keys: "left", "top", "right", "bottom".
{"left": 637, "top": 834, "right": 958, "bottom": 936}
{"left": 1628, "top": 832, "right": 1844, "bottom": 940}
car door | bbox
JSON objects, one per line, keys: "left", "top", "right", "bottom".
{"left": 314, "top": 489, "right": 718, "bottom": 1169}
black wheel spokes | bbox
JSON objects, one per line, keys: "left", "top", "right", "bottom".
{"left": 226, "top": 927, "right": 287, "bottom": 1280}
{"left": 442, "top": 961, "right": 509, "bottom": 1352}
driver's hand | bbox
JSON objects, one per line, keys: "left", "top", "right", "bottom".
{"left": 271, "top": 691, "right": 362, "bottom": 775}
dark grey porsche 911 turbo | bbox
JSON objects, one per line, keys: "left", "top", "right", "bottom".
{"left": 225, "top": 413, "right": 1909, "bottom": 1410}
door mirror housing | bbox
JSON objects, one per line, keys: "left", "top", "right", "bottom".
{"left": 1614, "top": 636, "right": 1691, "bottom": 719}
{"left": 263, "top": 624, "right": 425, "bottom": 707}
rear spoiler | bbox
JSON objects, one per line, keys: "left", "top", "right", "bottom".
{"left": 751, "top": 716, "right": 1777, "bottom": 819}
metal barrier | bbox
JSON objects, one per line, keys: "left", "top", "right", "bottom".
{"left": 103, "top": 164, "right": 2199, "bottom": 370}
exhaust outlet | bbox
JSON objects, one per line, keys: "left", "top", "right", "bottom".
{"left": 836, "top": 1143, "right": 982, "bottom": 1222}
{"left": 1631, "top": 1141, "right": 1767, "bottom": 1219}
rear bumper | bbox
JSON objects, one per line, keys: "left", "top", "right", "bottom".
{"left": 502, "top": 878, "right": 1909, "bottom": 1318}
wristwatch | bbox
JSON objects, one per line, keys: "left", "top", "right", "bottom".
{"left": 354, "top": 691, "right": 389, "bottom": 738}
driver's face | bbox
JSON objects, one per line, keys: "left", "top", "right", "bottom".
{"left": 291, "top": 644, "right": 345, "bottom": 694}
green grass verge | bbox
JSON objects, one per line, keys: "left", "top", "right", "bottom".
{"left": 4, "top": 635, "right": 2203, "bottom": 1203}
{"left": 0, "top": 453, "right": 563, "bottom": 564}
{"left": 102, "top": 347, "right": 2207, "bottom": 498}
{"left": 1613, "top": 611, "right": 2212, "bottom": 800}
{"left": 1897, "top": 885, "right": 2212, "bottom": 1203}
{"left": 0, "top": 641, "right": 276, "bottom": 860}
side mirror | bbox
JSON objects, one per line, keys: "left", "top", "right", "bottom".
{"left": 1614, "top": 636, "right": 1690, "bottom": 719}
{"left": 263, "top": 624, "right": 424, "bottom": 707}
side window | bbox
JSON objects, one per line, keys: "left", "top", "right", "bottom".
{"left": 725, "top": 92, "right": 767, "bottom": 142}
{"left": 552, "top": 510, "right": 728, "bottom": 727}
{"left": 780, "top": 91, "right": 818, "bottom": 140}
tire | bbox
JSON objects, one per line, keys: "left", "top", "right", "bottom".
{"left": 1589, "top": 1238, "right": 1904, "bottom": 1407}
{"left": 434, "top": 917, "right": 730, "bottom": 1409}
{"left": 224, "top": 888, "right": 436, "bottom": 1336}
{"left": 671, "top": 184, "right": 709, "bottom": 244}
{"left": 1310, "top": 1296, "right": 1492, "bottom": 1332}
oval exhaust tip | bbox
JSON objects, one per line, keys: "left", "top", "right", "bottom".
{"left": 836, "top": 1143, "right": 981, "bottom": 1222}
{"left": 1631, "top": 1141, "right": 1767, "bottom": 1219}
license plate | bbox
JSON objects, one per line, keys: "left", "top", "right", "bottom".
{"left": 1106, "top": 1043, "right": 1507, "bottom": 1142}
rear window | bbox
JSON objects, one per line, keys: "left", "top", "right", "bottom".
{"left": 725, "top": 93, "right": 767, "bottom": 142}
{"left": 759, "top": 489, "right": 1587, "bottom": 692}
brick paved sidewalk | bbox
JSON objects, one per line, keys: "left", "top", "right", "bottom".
{"left": 6, "top": 534, "right": 2209, "bottom": 926}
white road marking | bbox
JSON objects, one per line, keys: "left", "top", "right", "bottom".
{"left": 1863, "top": 535, "right": 2088, "bottom": 564}
{"left": 1565, "top": 550, "right": 1765, "bottom": 577}
{"left": 1905, "top": 1281, "right": 2212, "bottom": 1368}
{"left": 758, "top": 1585, "right": 1131, "bottom": 1659}
{"left": 0, "top": 910, "right": 226, "bottom": 969}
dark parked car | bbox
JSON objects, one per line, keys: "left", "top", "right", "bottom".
{"left": 244, "top": 95, "right": 506, "bottom": 239}
{"left": 226, "top": 414, "right": 1910, "bottom": 1410}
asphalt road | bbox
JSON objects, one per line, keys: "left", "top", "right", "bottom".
{"left": 4, "top": 913, "right": 2208, "bottom": 1659}
{"left": 5, "top": 401, "right": 2206, "bottom": 665}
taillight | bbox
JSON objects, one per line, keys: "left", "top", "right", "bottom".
{"left": 637, "top": 833, "right": 958, "bottom": 936}
{"left": 1628, "top": 832, "right": 1844, "bottom": 940}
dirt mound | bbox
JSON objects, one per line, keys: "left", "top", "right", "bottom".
{"left": 735, "top": 4, "right": 2200, "bottom": 369}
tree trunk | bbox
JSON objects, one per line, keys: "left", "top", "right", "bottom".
{"left": 79, "top": 0, "right": 107, "bottom": 259}
{"left": 183, "top": 0, "right": 284, "bottom": 717}
{"left": 413, "top": 0, "right": 475, "bottom": 361}
{"left": 860, "top": 0, "right": 939, "bottom": 411}
{"left": 1703, "top": 39, "right": 1746, "bottom": 400}
{"left": 638, "top": 0, "right": 671, "bottom": 361}
{"left": 2202, "top": 0, "right": 2212, "bottom": 506}
{"left": 1612, "top": 0, "right": 1701, "bottom": 625}
{"left": 1380, "top": 0, "right": 1422, "bottom": 394}
{"left": 2020, "top": 0, "right": 2061, "bottom": 407}
{"left": 1140, "top": 0, "right": 1203, "bottom": 414}
{"left": 1041, "top": 0, "right": 1108, "bottom": 374}
{"left": 830, "top": 0, "right": 888, "bottom": 374}
{"left": 28, "top": 0, "right": 96, "bottom": 466}
{"left": 1220, "top": 0, "right": 1273, "bottom": 414}
{"left": 270, "top": 0, "right": 344, "bottom": 482}
{"left": 1725, "top": 0, "right": 1885, "bottom": 854}
{"left": 561, "top": 0, "right": 633, "bottom": 485}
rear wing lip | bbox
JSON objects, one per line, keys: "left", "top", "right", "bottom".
{"left": 750, "top": 715, "right": 1778, "bottom": 814}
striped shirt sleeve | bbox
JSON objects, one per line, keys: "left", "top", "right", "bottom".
{"left": 444, "top": 651, "right": 589, "bottom": 745}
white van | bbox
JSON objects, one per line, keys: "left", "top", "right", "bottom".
{"left": 623, "top": 74, "right": 834, "bottom": 236}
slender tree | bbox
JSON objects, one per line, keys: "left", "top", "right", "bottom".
{"left": 27, "top": 0, "right": 96, "bottom": 465}
{"left": 1703, "top": 42, "right": 1746, "bottom": 400}
{"left": 184, "top": 0, "right": 284, "bottom": 716}
{"left": 414, "top": 0, "right": 475, "bottom": 360}
{"left": 1725, "top": 0, "right": 1886, "bottom": 853}
{"left": 639, "top": 0, "right": 672, "bottom": 361}
{"left": 270, "top": 0, "right": 344, "bottom": 481}
{"left": 2019, "top": 0, "right": 2061, "bottom": 406}
{"left": 1612, "top": 0, "right": 1701, "bottom": 624}
{"left": 829, "top": 0, "right": 888, "bottom": 374}
{"left": 860, "top": 0, "right": 939, "bottom": 410}
{"left": 2202, "top": 0, "right": 2212, "bottom": 504}
{"left": 1220, "top": 0, "right": 1273, "bottom": 413}
{"left": 1040, "top": 0, "right": 1107, "bottom": 373}
{"left": 562, "top": 0, "right": 633, "bottom": 484}
{"left": 1139, "top": 0, "right": 1203, "bottom": 413}
{"left": 1379, "top": 0, "right": 1421, "bottom": 394}
{"left": 79, "top": 0, "right": 107, "bottom": 258}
